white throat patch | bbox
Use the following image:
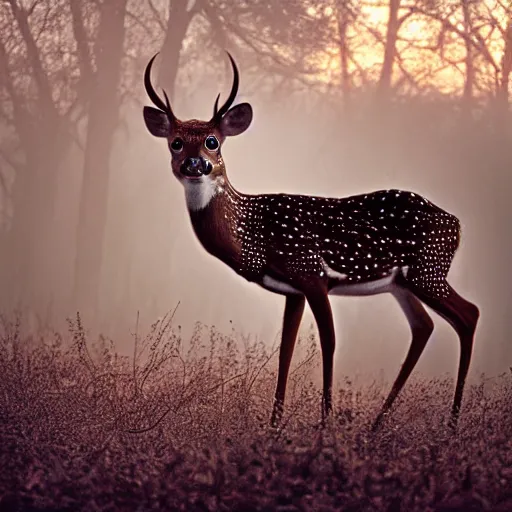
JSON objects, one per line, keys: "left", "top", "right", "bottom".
{"left": 183, "top": 176, "right": 223, "bottom": 211}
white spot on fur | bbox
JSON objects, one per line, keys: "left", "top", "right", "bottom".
{"left": 183, "top": 176, "right": 219, "bottom": 211}
{"left": 321, "top": 259, "right": 348, "bottom": 281}
{"left": 261, "top": 275, "right": 300, "bottom": 295}
{"left": 328, "top": 267, "right": 402, "bottom": 297}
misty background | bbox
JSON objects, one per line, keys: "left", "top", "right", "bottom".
{"left": 0, "top": 0, "right": 510, "bottom": 382}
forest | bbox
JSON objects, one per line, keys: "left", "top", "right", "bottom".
{"left": 1, "top": 1, "right": 512, "bottom": 509}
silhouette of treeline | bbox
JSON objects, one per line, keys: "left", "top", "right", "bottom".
{"left": 0, "top": 0, "right": 510, "bottom": 354}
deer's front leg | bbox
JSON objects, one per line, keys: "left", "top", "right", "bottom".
{"left": 271, "top": 293, "right": 306, "bottom": 427}
{"left": 305, "top": 288, "right": 335, "bottom": 421}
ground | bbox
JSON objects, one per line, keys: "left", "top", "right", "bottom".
{"left": 0, "top": 313, "right": 511, "bottom": 512}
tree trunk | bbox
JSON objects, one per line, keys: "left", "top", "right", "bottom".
{"left": 0, "top": 4, "right": 66, "bottom": 319}
{"left": 336, "top": 1, "right": 352, "bottom": 114}
{"left": 497, "top": 19, "right": 512, "bottom": 131}
{"left": 376, "top": 0, "right": 400, "bottom": 102}
{"left": 158, "top": 1, "right": 195, "bottom": 97}
{"left": 73, "top": 0, "right": 127, "bottom": 323}
{"left": 6, "top": 144, "right": 64, "bottom": 312}
{"left": 461, "top": 0, "right": 475, "bottom": 117}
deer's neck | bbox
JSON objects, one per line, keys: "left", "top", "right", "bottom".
{"left": 183, "top": 175, "right": 221, "bottom": 212}
{"left": 187, "top": 177, "right": 248, "bottom": 271}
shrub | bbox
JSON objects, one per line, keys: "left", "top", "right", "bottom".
{"left": 0, "top": 312, "right": 510, "bottom": 511}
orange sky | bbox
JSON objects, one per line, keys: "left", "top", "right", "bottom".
{"left": 315, "top": 1, "right": 509, "bottom": 95}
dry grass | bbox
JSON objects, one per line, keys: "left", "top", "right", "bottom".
{"left": 0, "top": 312, "right": 511, "bottom": 512}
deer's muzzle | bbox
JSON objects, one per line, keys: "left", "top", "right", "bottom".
{"left": 181, "top": 157, "right": 213, "bottom": 178}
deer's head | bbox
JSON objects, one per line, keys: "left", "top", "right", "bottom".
{"left": 143, "top": 53, "right": 252, "bottom": 209}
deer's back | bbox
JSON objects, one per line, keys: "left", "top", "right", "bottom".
{"left": 249, "top": 189, "right": 460, "bottom": 289}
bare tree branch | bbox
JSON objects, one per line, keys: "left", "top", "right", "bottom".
{"left": 69, "top": 0, "right": 94, "bottom": 98}
{"left": 6, "top": 0, "right": 58, "bottom": 122}
{"left": 411, "top": 5, "right": 499, "bottom": 73}
{"left": 146, "top": 0, "right": 166, "bottom": 32}
{"left": 0, "top": 146, "right": 22, "bottom": 174}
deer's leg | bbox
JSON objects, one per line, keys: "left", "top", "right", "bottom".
{"left": 412, "top": 282, "right": 479, "bottom": 427}
{"left": 271, "top": 294, "right": 306, "bottom": 427}
{"left": 304, "top": 288, "right": 336, "bottom": 421}
{"left": 372, "top": 287, "right": 434, "bottom": 431}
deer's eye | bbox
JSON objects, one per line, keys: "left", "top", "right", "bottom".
{"left": 205, "top": 135, "right": 219, "bottom": 151}
{"left": 170, "top": 138, "right": 183, "bottom": 152}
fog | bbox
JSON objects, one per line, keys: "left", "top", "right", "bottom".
{"left": 53, "top": 91, "right": 510, "bottom": 381}
{"left": 0, "top": 0, "right": 510, "bottom": 384}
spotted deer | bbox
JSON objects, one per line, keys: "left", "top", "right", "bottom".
{"left": 142, "top": 52, "right": 479, "bottom": 431}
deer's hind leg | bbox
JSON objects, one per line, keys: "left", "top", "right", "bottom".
{"left": 372, "top": 286, "right": 434, "bottom": 431}
{"left": 304, "top": 287, "right": 336, "bottom": 421}
{"left": 409, "top": 280, "right": 479, "bottom": 426}
{"left": 271, "top": 294, "right": 306, "bottom": 428}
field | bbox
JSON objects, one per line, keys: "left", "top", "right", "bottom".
{"left": 1, "top": 313, "right": 511, "bottom": 512}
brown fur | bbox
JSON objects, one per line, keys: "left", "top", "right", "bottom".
{"left": 188, "top": 183, "right": 244, "bottom": 273}
{"left": 167, "top": 119, "right": 226, "bottom": 181}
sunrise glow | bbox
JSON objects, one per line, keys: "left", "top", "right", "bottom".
{"left": 314, "top": 0, "right": 510, "bottom": 96}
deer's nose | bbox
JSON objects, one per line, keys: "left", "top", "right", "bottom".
{"left": 188, "top": 158, "right": 201, "bottom": 169}
{"left": 181, "top": 157, "right": 213, "bottom": 177}
{"left": 184, "top": 157, "right": 201, "bottom": 172}
{"left": 181, "top": 157, "right": 202, "bottom": 177}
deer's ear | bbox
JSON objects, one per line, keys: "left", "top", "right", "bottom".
{"left": 143, "top": 106, "right": 171, "bottom": 137}
{"left": 219, "top": 103, "right": 253, "bottom": 137}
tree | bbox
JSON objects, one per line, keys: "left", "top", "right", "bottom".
{"left": 338, "top": 2, "right": 356, "bottom": 109}
{"left": 376, "top": 0, "right": 401, "bottom": 100}
{"left": 158, "top": 1, "right": 199, "bottom": 97}
{"left": 73, "top": 0, "right": 129, "bottom": 322}
{"left": 0, "top": 0, "right": 79, "bottom": 318}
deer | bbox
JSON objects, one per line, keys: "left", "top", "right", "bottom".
{"left": 142, "top": 52, "right": 479, "bottom": 431}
